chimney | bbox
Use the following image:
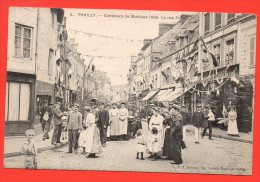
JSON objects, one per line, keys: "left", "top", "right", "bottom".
{"left": 180, "top": 14, "right": 193, "bottom": 25}
{"left": 158, "top": 24, "right": 175, "bottom": 36}
{"left": 143, "top": 39, "right": 152, "bottom": 46}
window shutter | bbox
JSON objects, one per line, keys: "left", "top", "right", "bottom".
{"left": 250, "top": 36, "right": 255, "bottom": 66}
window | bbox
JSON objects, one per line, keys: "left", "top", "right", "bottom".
{"left": 204, "top": 13, "right": 210, "bottom": 34}
{"left": 48, "top": 49, "right": 54, "bottom": 75}
{"left": 14, "top": 24, "right": 32, "bottom": 58}
{"left": 227, "top": 14, "right": 235, "bottom": 24}
{"left": 225, "top": 39, "right": 235, "bottom": 65}
{"left": 249, "top": 36, "right": 256, "bottom": 66}
{"left": 5, "top": 82, "right": 30, "bottom": 121}
{"left": 215, "top": 13, "right": 222, "bottom": 30}
{"left": 213, "top": 44, "right": 221, "bottom": 66}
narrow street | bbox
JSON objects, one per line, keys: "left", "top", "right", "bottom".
{"left": 4, "top": 122, "right": 252, "bottom": 175}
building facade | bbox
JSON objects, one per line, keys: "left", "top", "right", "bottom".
{"left": 6, "top": 8, "right": 64, "bottom": 135}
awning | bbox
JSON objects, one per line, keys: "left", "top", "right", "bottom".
{"left": 142, "top": 90, "right": 158, "bottom": 101}
{"left": 157, "top": 89, "right": 173, "bottom": 101}
{"left": 159, "top": 87, "right": 184, "bottom": 102}
{"left": 153, "top": 89, "right": 170, "bottom": 101}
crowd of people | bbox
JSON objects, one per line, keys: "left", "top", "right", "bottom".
{"left": 22, "top": 100, "right": 240, "bottom": 169}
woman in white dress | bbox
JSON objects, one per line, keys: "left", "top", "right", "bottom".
{"left": 227, "top": 106, "right": 240, "bottom": 137}
{"left": 109, "top": 103, "right": 120, "bottom": 140}
{"left": 146, "top": 107, "right": 164, "bottom": 160}
{"left": 80, "top": 106, "right": 103, "bottom": 158}
{"left": 118, "top": 103, "right": 129, "bottom": 140}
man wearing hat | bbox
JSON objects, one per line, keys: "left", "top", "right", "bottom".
{"left": 192, "top": 103, "right": 204, "bottom": 144}
{"left": 51, "top": 102, "right": 63, "bottom": 145}
{"left": 97, "top": 103, "right": 110, "bottom": 147}
{"left": 40, "top": 100, "right": 53, "bottom": 140}
{"left": 67, "top": 103, "right": 83, "bottom": 153}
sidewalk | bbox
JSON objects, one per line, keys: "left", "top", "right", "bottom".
{"left": 185, "top": 125, "right": 253, "bottom": 144}
{"left": 4, "top": 125, "right": 68, "bottom": 158}
{"left": 142, "top": 119, "right": 253, "bottom": 144}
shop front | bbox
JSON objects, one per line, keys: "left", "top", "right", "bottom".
{"left": 198, "top": 64, "right": 253, "bottom": 133}
{"left": 5, "top": 72, "right": 36, "bottom": 136}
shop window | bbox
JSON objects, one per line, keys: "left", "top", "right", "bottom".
{"left": 213, "top": 44, "right": 221, "bottom": 66}
{"left": 5, "top": 82, "right": 30, "bottom": 121}
{"left": 48, "top": 49, "right": 54, "bottom": 75}
{"left": 225, "top": 39, "right": 235, "bottom": 65}
{"left": 14, "top": 24, "right": 32, "bottom": 58}
{"left": 227, "top": 14, "right": 236, "bottom": 24}
{"left": 215, "top": 13, "right": 222, "bottom": 30}
{"left": 204, "top": 13, "right": 210, "bottom": 35}
{"left": 249, "top": 36, "right": 256, "bottom": 66}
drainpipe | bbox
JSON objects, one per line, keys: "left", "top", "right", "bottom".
{"left": 32, "top": 8, "right": 40, "bottom": 129}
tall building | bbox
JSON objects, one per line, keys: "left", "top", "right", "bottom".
{"left": 198, "top": 13, "right": 256, "bottom": 132}
{"left": 6, "top": 8, "right": 64, "bottom": 136}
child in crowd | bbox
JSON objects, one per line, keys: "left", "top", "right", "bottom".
{"left": 21, "top": 129, "right": 37, "bottom": 169}
{"left": 132, "top": 111, "right": 142, "bottom": 137}
{"left": 128, "top": 110, "right": 135, "bottom": 139}
{"left": 61, "top": 111, "right": 68, "bottom": 141}
{"left": 136, "top": 129, "right": 146, "bottom": 160}
{"left": 148, "top": 127, "right": 160, "bottom": 161}
{"left": 78, "top": 125, "right": 88, "bottom": 155}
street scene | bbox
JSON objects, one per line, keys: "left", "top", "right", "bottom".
{"left": 4, "top": 8, "right": 256, "bottom": 175}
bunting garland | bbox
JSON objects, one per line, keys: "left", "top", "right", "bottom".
{"left": 188, "top": 67, "right": 238, "bottom": 93}
{"left": 69, "top": 29, "right": 144, "bottom": 43}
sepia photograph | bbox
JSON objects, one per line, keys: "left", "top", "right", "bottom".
{"left": 3, "top": 7, "right": 256, "bottom": 175}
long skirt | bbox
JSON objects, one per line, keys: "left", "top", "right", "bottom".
{"left": 162, "top": 128, "right": 171, "bottom": 157}
{"left": 169, "top": 132, "right": 183, "bottom": 164}
{"left": 227, "top": 119, "right": 239, "bottom": 135}
{"left": 83, "top": 126, "right": 103, "bottom": 154}
{"left": 110, "top": 116, "right": 120, "bottom": 136}
{"left": 118, "top": 118, "right": 128, "bottom": 135}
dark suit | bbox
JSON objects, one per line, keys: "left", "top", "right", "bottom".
{"left": 192, "top": 112, "right": 204, "bottom": 128}
{"left": 97, "top": 109, "right": 110, "bottom": 145}
{"left": 51, "top": 106, "right": 63, "bottom": 144}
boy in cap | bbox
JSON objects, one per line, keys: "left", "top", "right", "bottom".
{"left": 67, "top": 103, "right": 83, "bottom": 153}
{"left": 51, "top": 102, "right": 63, "bottom": 145}
{"left": 40, "top": 100, "right": 53, "bottom": 140}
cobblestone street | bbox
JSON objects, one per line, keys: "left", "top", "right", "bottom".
{"left": 4, "top": 122, "right": 252, "bottom": 175}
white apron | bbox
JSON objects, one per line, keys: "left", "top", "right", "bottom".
{"left": 118, "top": 108, "right": 129, "bottom": 135}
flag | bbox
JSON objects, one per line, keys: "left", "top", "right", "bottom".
{"left": 91, "top": 65, "right": 95, "bottom": 72}
{"left": 86, "top": 58, "right": 93, "bottom": 72}
{"left": 199, "top": 36, "right": 218, "bottom": 67}
{"left": 231, "top": 75, "right": 239, "bottom": 84}
{"left": 170, "top": 61, "right": 177, "bottom": 81}
{"left": 161, "top": 70, "right": 168, "bottom": 82}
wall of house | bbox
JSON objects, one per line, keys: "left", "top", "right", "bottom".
{"left": 36, "top": 8, "right": 59, "bottom": 84}
{"left": 7, "top": 7, "right": 37, "bottom": 74}
{"left": 237, "top": 17, "right": 256, "bottom": 77}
